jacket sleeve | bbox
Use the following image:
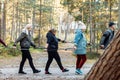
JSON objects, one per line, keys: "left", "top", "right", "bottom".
{"left": 100, "top": 31, "right": 110, "bottom": 45}
{"left": 27, "top": 38, "right": 36, "bottom": 47}
{"left": 57, "top": 38, "right": 66, "bottom": 43}
{"left": 13, "top": 33, "right": 27, "bottom": 46}
{"left": 46, "top": 33, "right": 53, "bottom": 44}
{"left": 74, "top": 31, "right": 82, "bottom": 46}
{"left": 0, "top": 39, "right": 7, "bottom": 47}
{"left": 57, "top": 38, "right": 61, "bottom": 42}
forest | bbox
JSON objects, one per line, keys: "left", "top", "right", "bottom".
{"left": 0, "top": 0, "right": 119, "bottom": 44}
{"left": 0, "top": 0, "right": 120, "bottom": 80}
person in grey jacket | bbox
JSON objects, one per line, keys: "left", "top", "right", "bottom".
{"left": 13, "top": 24, "right": 40, "bottom": 74}
{"left": 100, "top": 22, "right": 116, "bottom": 49}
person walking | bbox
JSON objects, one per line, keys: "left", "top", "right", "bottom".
{"left": 0, "top": 39, "right": 7, "bottom": 47}
{"left": 45, "top": 29, "right": 69, "bottom": 74}
{"left": 13, "top": 24, "right": 40, "bottom": 74}
{"left": 73, "top": 21, "right": 87, "bottom": 75}
{"left": 100, "top": 22, "right": 116, "bottom": 49}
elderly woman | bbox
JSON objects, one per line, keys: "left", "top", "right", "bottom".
{"left": 45, "top": 29, "right": 69, "bottom": 74}
{"left": 13, "top": 24, "right": 40, "bottom": 74}
{"left": 73, "top": 21, "right": 87, "bottom": 75}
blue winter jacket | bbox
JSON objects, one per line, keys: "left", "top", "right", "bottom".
{"left": 74, "top": 29, "right": 87, "bottom": 55}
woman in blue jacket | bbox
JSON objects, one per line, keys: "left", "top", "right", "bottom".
{"left": 74, "top": 21, "right": 87, "bottom": 75}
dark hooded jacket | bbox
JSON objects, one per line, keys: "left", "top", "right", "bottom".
{"left": 46, "top": 31, "right": 61, "bottom": 51}
{"left": 100, "top": 29, "right": 114, "bottom": 49}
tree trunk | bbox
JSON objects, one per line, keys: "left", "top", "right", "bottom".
{"left": 15, "top": 2, "right": 19, "bottom": 40}
{"left": 85, "top": 29, "right": 120, "bottom": 80}
{"left": 0, "top": 2, "right": 1, "bottom": 38}
{"left": 1, "top": 1, "right": 6, "bottom": 40}
{"left": 11, "top": 3, "right": 15, "bottom": 41}
{"left": 118, "top": 1, "right": 120, "bottom": 29}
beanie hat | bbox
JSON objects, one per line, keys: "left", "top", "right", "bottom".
{"left": 78, "top": 21, "right": 86, "bottom": 29}
{"left": 109, "top": 22, "right": 115, "bottom": 27}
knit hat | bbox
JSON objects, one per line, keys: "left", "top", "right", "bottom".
{"left": 109, "top": 22, "right": 115, "bottom": 27}
{"left": 78, "top": 21, "right": 86, "bottom": 29}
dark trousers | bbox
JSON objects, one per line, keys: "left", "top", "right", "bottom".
{"left": 19, "top": 50, "right": 36, "bottom": 72}
{"left": 76, "top": 55, "right": 87, "bottom": 69}
{"left": 45, "top": 51, "right": 64, "bottom": 71}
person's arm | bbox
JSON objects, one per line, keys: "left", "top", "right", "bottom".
{"left": 13, "top": 32, "right": 27, "bottom": 46}
{"left": 73, "top": 30, "right": 82, "bottom": 46}
{"left": 100, "top": 31, "right": 110, "bottom": 48}
{"left": 46, "top": 33, "right": 53, "bottom": 45}
{"left": 0, "top": 39, "right": 7, "bottom": 47}
{"left": 27, "top": 37, "right": 36, "bottom": 48}
{"left": 57, "top": 38, "right": 66, "bottom": 43}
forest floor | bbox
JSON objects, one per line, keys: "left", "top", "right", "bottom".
{"left": 0, "top": 43, "right": 96, "bottom": 80}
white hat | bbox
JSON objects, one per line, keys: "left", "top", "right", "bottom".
{"left": 78, "top": 21, "right": 86, "bottom": 29}
{"left": 25, "top": 24, "right": 32, "bottom": 29}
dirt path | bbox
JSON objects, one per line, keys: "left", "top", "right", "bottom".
{"left": 0, "top": 45, "right": 94, "bottom": 80}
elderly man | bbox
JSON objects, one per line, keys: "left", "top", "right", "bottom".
{"left": 100, "top": 22, "right": 116, "bottom": 49}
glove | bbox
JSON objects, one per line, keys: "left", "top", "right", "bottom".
{"left": 100, "top": 45, "right": 104, "bottom": 49}
{"left": 87, "top": 43, "right": 92, "bottom": 46}
{"left": 61, "top": 40, "right": 66, "bottom": 43}
{"left": 12, "top": 44, "right": 17, "bottom": 49}
{"left": 33, "top": 45, "right": 36, "bottom": 48}
{"left": 13, "top": 44, "right": 16, "bottom": 46}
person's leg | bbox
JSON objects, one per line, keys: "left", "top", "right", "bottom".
{"left": 76, "top": 55, "right": 87, "bottom": 75}
{"left": 75, "top": 55, "right": 82, "bottom": 74}
{"left": 78, "top": 55, "right": 87, "bottom": 68}
{"left": 45, "top": 51, "right": 54, "bottom": 74}
{"left": 54, "top": 51, "right": 69, "bottom": 72}
{"left": 76, "top": 55, "right": 81, "bottom": 69}
{"left": 19, "top": 50, "right": 27, "bottom": 74}
{"left": 26, "top": 50, "right": 40, "bottom": 73}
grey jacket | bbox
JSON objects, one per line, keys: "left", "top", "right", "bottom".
{"left": 14, "top": 32, "right": 35, "bottom": 49}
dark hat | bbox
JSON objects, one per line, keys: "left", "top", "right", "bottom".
{"left": 49, "top": 28, "right": 57, "bottom": 33}
{"left": 109, "top": 22, "right": 115, "bottom": 27}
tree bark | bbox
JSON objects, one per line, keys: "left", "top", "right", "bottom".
{"left": 85, "top": 29, "right": 120, "bottom": 80}
{"left": 0, "top": 2, "right": 1, "bottom": 38}
{"left": 118, "top": 1, "right": 120, "bottom": 29}
{"left": 1, "top": 1, "right": 6, "bottom": 40}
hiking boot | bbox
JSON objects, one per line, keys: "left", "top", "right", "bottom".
{"left": 45, "top": 71, "right": 52, "bottom": 75}
{"left": 33, "top": 69, "right": 41, "bottom": 73}
{"left": 62, "top": 68, "right": 69, "bottom": 72}
{"left": 18, "top": 71, "right": 27, "bottom": 74}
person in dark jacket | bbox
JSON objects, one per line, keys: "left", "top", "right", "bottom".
{"left": 13, "top": 24, "right": 40, "bottom": 74}
{"left": 0, "top": 39, "right": 7, "bottom": 47}
{"left": 100, "top": 22, "right": 116, "bottom": 49}
{"left": 45, "top": 29, "right": 69, "bottom": 74}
